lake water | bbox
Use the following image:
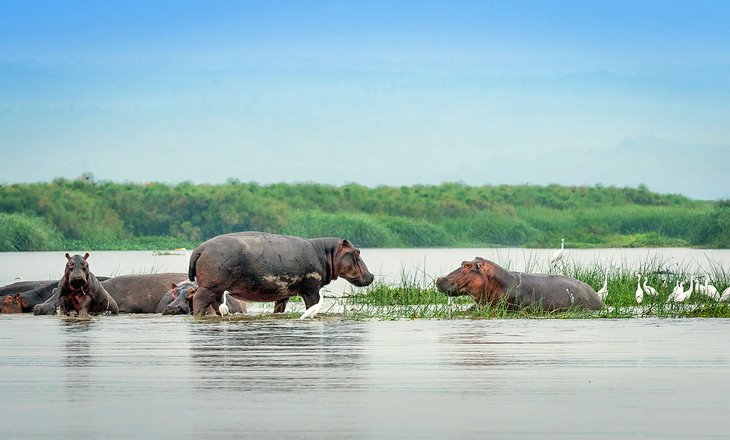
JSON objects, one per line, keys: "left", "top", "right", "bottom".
{"left": 1, "top": 315, "right": 728, "bottom": 439}
{"left": 1, "top": 248, "right": 729, "bottom": 438}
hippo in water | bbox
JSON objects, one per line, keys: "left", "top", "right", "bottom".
{"left": 188, "top": 232, "right": 374, "bottom": 318}
{"left": 0, "top": 280, "right": 56, "bottom": 297}
{"left": 157, "top": 280, "right": 247, "bottom": 315}
{"left": 102, "top": 273, "right": 188, "bottom": 313}
{"left": 1, "top": 281, "right": 59, "bottom": 313}
{"left": 33, "top": 253, "right": 118, "bottom": 318}
{"left": 436, "top": 257, "right": 603, "bottom": 311}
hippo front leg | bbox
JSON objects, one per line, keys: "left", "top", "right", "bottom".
{"left": 192, "top": 286, "right": 219, "bottom": 317}
{"left": 33, "top": 288, "right": 60, "bottom": 315}
{"left": 77, "top": 295, "right": 93, "bottom": 320}
{"left": 274, "top": 299, "right": 289, "bottom": 313}
{"left": 299, "top": 289, "right": 324, "bottom": 320}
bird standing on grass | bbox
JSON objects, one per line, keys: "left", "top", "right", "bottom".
{"left": 635, "top": 274, "right": 644, "bottom": 304}
{"left": 549, "top": 239, "right": 565, "bottom": 271}
{"left": 720, "top": 287, "right": 730, "bottom": 302}
{"left": 597, "top": 273, "right": 608, "bottom": 302}
{"left": 642, "top": 277, "right": 658, "bottom": 296}
{"left": 667, "top": 281, "right": 684, "bottom": 303}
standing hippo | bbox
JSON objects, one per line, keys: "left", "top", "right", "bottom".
{"left": 158, "top": 281, "right": 247, "bottom": 315}
{"left": 33, "top": 253, "right": 118, "bottom": 318}
{"left": 436, "top": 257, "right": 603, "bottom": 311}
{"left": 101, "top": 273, "right": 188, "bottom": 313}
{"left": 188, "top": 232, "right": 374, "bottom": 318}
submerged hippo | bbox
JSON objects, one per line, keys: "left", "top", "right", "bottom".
{"left": 158, "top": 280, "right": 247, "bottom": 315}
{"left": 188, "top": 232, "right": 374, "bottom": 318}
{"left": 437, "top": 257, "right": 603, "bottom": 311}
{"left": 33, "top": 253, "right": 118, "bottom": 318}
{"left": 102, "top": 273, "right": 188, "bottom": 313}
{"left": 0, "top": 280, "right": 56, "bottom": 297}
{"left": 1, "top": 281, "right": 58, "bottom": 313}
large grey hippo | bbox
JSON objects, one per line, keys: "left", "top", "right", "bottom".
{"left": 0, "top": 280, "right": 56, "bottom": 297}
{"left": 436, "top": 257, "right": 603, "bottom": 311}
{"left": 188, "top": 232, "right": 374, "bottom": 318}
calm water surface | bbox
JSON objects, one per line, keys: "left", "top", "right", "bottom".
{"left": 0, "top": 316, "right": 728, "bottom": 438}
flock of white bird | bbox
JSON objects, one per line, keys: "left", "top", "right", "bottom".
{"left": 549, "top": 240, "right": 730, "bottom": 305}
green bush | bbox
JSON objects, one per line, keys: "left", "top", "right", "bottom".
{"left": 0, "top": 213, "right": 63, "bottom": 251}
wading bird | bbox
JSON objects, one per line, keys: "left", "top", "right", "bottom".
{"left": 642, "top": 277, "right": 658, "bottom": 296}
{"left": 667, "top": 281, "right": 684, "bottom": 303}
{"left": 700, "top": 278, "right": 719, "bottom": 300}
{"left": 597, "top": 273, "right": 609, "bottom": 301}
{"left": 635, "top": 274, "right": 644, "bottom": 304}
{"left": 720, "top": 287, "right": 730, "bottom": 302}
{"left": 549, "top": 239, "right": 565, "bottom": 270}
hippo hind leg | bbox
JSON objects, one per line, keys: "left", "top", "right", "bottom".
{"left": 192, "top": 286, "right": 222, "bottom": 317}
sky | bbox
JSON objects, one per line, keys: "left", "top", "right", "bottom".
{"left": 1, "top": 0, "right": 728, "bottom": 200}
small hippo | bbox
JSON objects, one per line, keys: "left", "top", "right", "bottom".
{"left": 158, "top": 281, "right": 246, "bottom": 315}
{"left": 33, "top": 253, "right": 119, "bottom": 318}
{"left": 188, "top": 232, "right": 374, "bottom": 318}
{"left": 1, "top": 293, "right": 25, "bottom": 314}
{"left": 436, "top": 257, "right": 603, "bottom": 311}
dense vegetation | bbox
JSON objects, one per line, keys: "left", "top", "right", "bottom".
{"left": 0, "top": 175, "right": 727, "bottom": 251}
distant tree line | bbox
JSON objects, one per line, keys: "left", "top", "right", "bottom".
{"left": 0, "top": 176, "right": 727, "bottom": 251}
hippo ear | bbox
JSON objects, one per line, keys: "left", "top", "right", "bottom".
{"left": 83, "top": 253, "right": 90, "bottom": 261}
{"left": 187, "top": 287, "right": 197, "bottom": 299}
{"left": 65, "top": 253, "right": 72, "bottom": 261}
{"left": 341, "top": 239, "right": 353, "bottom": 250}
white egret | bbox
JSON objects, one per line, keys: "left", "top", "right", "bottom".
{"left": 635, "top": 273, "right": 644, "bottom": 304}
{"left": 666, "top": 281, "right": 684, "bottom": 303}
{"left": 549, "top": 239, "right": 565, "bottom": 269}
{"left": 597, "top": 273, "right": 608, "bottom": 301}
{"left": 720, "top": 287, "right": 730, "bottom": 302}
{"left": 300, "top": 294, "right": 324, "bottom": 320}
{"left": 219, "top": 291, "right": 231, "bottom": 316}
{"left": 671, "top": 278, "right": 694, "bottom": 303}
{"left": 703, "top": 278, "right": 720, "bottom": 300}
{"left": 642, "top": 277, "right": 658, "bottom": 296}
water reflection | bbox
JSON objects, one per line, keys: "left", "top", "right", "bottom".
{"left": 61, "top": 321, "right": 94, "bottom": 397}
{"left": 190, "top": 320, "right": 368, "bottom": 393}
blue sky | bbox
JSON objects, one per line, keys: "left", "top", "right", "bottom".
{"left": 1, "top": 0, "right": 728, "bottom": 199}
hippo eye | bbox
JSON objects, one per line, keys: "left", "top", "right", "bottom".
{"left": 463, "top": 263, "right": 473, "bottom": 270}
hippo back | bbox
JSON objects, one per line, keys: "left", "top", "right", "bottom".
{"left": 103, "top": 273, "right": 188, "bottom": 313}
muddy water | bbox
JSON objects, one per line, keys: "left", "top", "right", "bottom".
{"left": 1, "top": 315, "right": 727, "bottom": 438}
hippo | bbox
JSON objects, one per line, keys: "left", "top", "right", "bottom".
{"left": 188, "top": 232, "right": 374, "bottom": 318}
{"left": 101, "top": 273, "right": 188, "bottom": 313}
{"left": 1, "top": 281, "right": 58, "bottom": 313}
{"left": 0, "top": 280, "right": 56, "bottom": 297}
{"left": 33, "top": 253, "right": 118, "bottom": 318}
{"left": 436, "top": 257, "right": 603, "bottom": 311}
{"left": 1, "top": 293, "right": 25, "bottom": 314}
{"left": 158, "top": 280, "right": 247, "bottom": 315}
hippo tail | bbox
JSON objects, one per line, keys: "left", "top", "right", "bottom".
{"left": 188, "top": 249, "right": 202, "bottom": 282}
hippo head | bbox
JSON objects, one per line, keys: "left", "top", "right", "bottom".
{"left": 436, "top": 257, "right": 497, "bottom": 298}
{"left": 334, "top": 240, "right": 375, "bottom": 287}
{"left": 1, "top": 293, "right": 27, "bottom": 314}
{"left": 65, "top": 253, "right": 91, "bottom": 290}
{"left": 162, "top": 281, "right": 197, "bottom": 315}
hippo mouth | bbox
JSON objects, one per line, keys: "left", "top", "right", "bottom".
{"left": 348, "top": 272, "right": 375, "bottom": 287}
{"left": 436, "top": 277, "right": 464, "bottom": 297}
{"left": 69, "top": 278, "right": 87, "bottom": 289}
